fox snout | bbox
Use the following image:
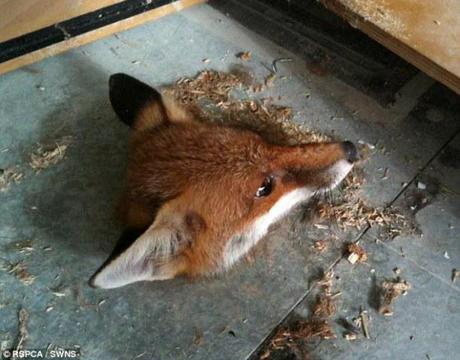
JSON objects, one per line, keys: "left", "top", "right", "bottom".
{"left": 89, "top": 74, "right": 358, "bottom": 289}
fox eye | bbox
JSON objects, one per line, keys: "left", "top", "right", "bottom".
{"left": 255, "top": 177, "right": 273, "bottom": 197}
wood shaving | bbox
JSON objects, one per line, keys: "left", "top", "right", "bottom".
{"left": 312, "top": 270, "right": 337, "bottom": 318}
{"left": 29, "top": 136, "right": 72, "bottom": 171}
{"left": 359, "top": 308, "right": 370, "bottom": 339}
{"left": 16, "top": 240, "right": 34, "bottom": 254}
{"left": 344, "top": 332, "right": 357, "bottom": 340}
{"left": 259, "top": 271, "right": 336, "bottom": 358}
{"left": 452, "top": 269, "right": 459, "bottom": 283}
{"left": 313, "top": 240, "right": 327, "bottom": 253}
{"left": 8, "top": 262, "right": 35, "bottom": 285}
{"left": 339, "top": 317, "right": 361, "bottom": 335}
{"left": 193, "top": 327, "right": 204, "bottom": 346}
{"left": 264, "top": 73, "right": 276, "bottom": 87}
{"left": 269, "top": 319, "right": 335, "bottom": 351}
{"left": 318, "top": 172, "right": 408, "bottom": 233}
{"left": 236, "top": 51, "right": 251, "bottom": 61}
{"left": 346, "top": 243, "right": 368, "bottom": 264}
{"left": 313, "top": 294, "right": 336, "bottom": 318}
{"left": 168, "top": 70, "right": 327, "bottom": 145}
{"left": 0, "top": 167, "right": 23, "bottom": 192}
{"left": 379, "top": 277, "right": 411, "bottom": 315}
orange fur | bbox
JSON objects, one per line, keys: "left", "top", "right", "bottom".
{"left": 124, "top": 121, "right": 347, "bottom": 277}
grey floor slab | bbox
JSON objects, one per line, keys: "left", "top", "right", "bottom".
{"left": 307, "top": 239, "right": 460, "bottom": 360}
{"left": 385, "top": 133, "right": 460, "bottom": 291}
{"left": 0, "top": 2, "right": 459, "bottom": 360}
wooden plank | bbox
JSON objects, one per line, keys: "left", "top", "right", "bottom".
{"left": 320, "top": 0, "right": 460, "bottom": 95}
{"left": 0, "top": 0, "right": 124, "bottom": 42}
{"left": 0, "top": 0, "right": 206, "bottom": 75}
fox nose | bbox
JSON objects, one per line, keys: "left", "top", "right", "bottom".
{"left": 341, "top": 141, "right": 359, "bottom": 163}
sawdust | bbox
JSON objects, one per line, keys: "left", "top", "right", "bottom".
{"left": 0, "top": 167, "right": 23, "bottom": 192}
{"left": 312, "top": 270, "right": 339, "bottom": 318}
{"left": 313, "top": 240, "right": 328, "bottom": 253}
{"left": 264, "top": 73, "right": 276, "bottom": 87}
{"left": 168, "top": 70, "right": 328, "bottom": 146}
{"left": 8, "top": 262, "right": 35, "bottom": 285}
{"left": 318, "top": 171, "right": 408, "bottom": 234}
{"left": 29, "top": 136, "right": 72, "bottom": 171}
{"left": 378, "top": 277, "right": 411, "bottom": 316}
{"left": 259, "top": 318, "right": 333, "bottom": 359}
{"left": 15, "top": 240, "right": 34, "bottom": 254}
{"left": 259, "top": 271, "right": 337, "bottom": 359}
{"left": 346, "top": 243, "right": 368, "bottom": 264}
{"left": 313, "top": 293, "right": 337, "bottom": 318}
{"left": 236, "top": 51, "right": 252, "bottom": 61}
{"left": 168, "top": 70, "right": 408, "bottom": 234}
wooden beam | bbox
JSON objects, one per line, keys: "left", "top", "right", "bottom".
{"left": 320, "top": 0, "right": 460, "bottom": 95}
{"left": 0, "top": 0, "right": 206, "bottom": 75}
{"left": 0, "top": 0, "right": 124, "bottom": 43}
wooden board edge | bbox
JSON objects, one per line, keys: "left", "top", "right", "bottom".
{"left": 0, "top": 0, "right": 206, "bottom": 76}
{"left": 320, "top": 0, "right": 460, "bottom": 95}
{"left": 0, "top": 0, "right": 124, "bottom": 43}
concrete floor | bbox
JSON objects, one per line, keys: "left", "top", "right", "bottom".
{"left": 0, "top": 1, "right": 459, "bottom": 359}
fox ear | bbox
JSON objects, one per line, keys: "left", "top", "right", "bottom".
{"left": 89, "top": 218, "right": 191, "bottom": 289}
{"left": 108, "top": 73, "right": 193, "bottom": 130}
{"left": 109, "top": 73, "right": 166, "bottom": 129}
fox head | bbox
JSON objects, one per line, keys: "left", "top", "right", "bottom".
{"left": 89, "top": 73, "right": 358, "bottom": 289}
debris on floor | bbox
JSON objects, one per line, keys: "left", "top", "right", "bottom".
{"left": 338, "top": 317, "right": 361, "bottom": 340}
{"left": 236, "top": 51, "right": 251, "bottom": 61}
{"left": 346, "top": 243, "right": 368, "bottom": 264}
{"left": 7, "top": 261, "right": 36, "bottom": 285}
{"left": 193, "top": 327, "right": 204, "bottom": 346}
{"left": 359, "top": 307, "right": 371, "bottom": 339}
{"left": 29, "top": 136, "right": 73, "bottom": 172}
{"left": 258, "top": 318, "right": 334, "bottom": 360}
{"left": 378, "top": 277, "right": 411, "bottom": 316}
{"left": 15, "top": 240, "right": 34, "bottom": 255}
{"left": 313, "top": 270, "right": 339, "bottom": 318}
{"left": 318, "top": 172, "right": 408, "bottom": 234}
{"left": 258, "top": 271, "right": 337, "bottom": 359}
{"left": 313, "top": 239, "right": 328, "bottom": 253}
{"left": 264, "top": 73, "right": 276, "bottom": 87}
{"left": 452, "top": 269, "right": 459, "bottom": 283}
{"left": 343, "top": 332, "right": 358, "bottom": 341}
{"left": 168, "top": 70, "right": 328, "bottom": 145}
{"left": 0, "top": 167, "right": 23, "bottom": 192}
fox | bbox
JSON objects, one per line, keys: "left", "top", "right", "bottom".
{"left": 89, "top": 73, "right": 358, "bottom": 289}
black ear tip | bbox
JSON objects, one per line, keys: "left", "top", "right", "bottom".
{"left": 108, "top": 74, "right": 161, "bottom": 128}
{"left": 109, "top": 73, "right": 131, "bottom": 89}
